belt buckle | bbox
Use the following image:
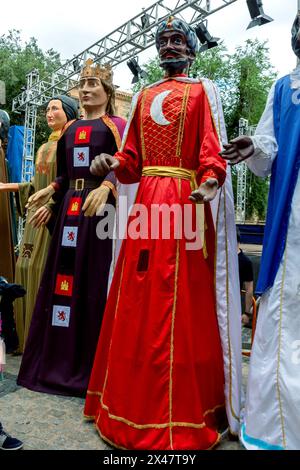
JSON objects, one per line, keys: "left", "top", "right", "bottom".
{"left": 75, "top": 178, "right": 84, "bottom": 191}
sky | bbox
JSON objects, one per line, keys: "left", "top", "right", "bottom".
{"left": 0, "top": 0, "right": 298, "bottom": 92}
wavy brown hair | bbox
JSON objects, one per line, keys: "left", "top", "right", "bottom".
{"left": 101, "top": 79, "right": 116, "bottom": 116}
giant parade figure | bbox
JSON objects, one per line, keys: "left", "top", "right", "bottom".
{"left": 221, "top": 14, "right": 300, "bottom": 450}
{"left": 84, "top": 17, "right": 242, "bottom": 450}
{"left": 17, "top": 60, "right": 126, "bottom": 396}
{"left": 0, "top": 97, "right": 77, "bottom": 351}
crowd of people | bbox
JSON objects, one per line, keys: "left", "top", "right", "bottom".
{"left": 0, "top": 13, "right": 300, "bottom": 451}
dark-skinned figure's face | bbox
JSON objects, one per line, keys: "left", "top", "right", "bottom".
{"left": 291, "top": 14, "right": 300, "bottom": 58}
{"left": 158, "top": 30, "right": 190, "bottom": 74}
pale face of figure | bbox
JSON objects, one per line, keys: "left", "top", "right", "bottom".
{"left": 46, "top": 100, "right": 67, "bottom": 131}
{"left": 78, "top": 77, "right": 108, "bottom": 114}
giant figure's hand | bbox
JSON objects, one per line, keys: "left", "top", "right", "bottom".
{"left": 82, "top": 185, "right": 110, "bottom": 217}
{"left": 28, "top": 206, "right": 52, "bottom": 228}
{"left": 90, "top": 153, "right": 120, "bottom": 177}
{"left": 26, "top": 185, "right": 55, "bottom": 210}
{"left": 189, "top": 178, "right": 218, "bottom": 203}
{"left": 220, "top": 136, "right": 254, "bottom": 165}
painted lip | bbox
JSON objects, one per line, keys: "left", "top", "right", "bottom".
{"left": 161, "top": 51, "right": 182, "bottom": 59}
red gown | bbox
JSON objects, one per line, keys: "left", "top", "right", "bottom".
{"left": 84, "top": 77, "right": 227, "bottom": 450}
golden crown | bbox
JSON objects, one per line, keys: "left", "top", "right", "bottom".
{"left": 80, "top": 58, "right": 113, "bottom": 83}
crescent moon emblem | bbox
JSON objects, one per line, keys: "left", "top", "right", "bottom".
{"left": 150, "top": 90, "right": 172, "bottom": 126}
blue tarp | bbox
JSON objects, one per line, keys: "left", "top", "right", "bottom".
{"left": 6, "top": 125, "right": 24, "bottom": 183}
{"left": 237, "top": 223, "right": 265, "bottom": 245}
{"left": 6, "top": 126, "right": 33, "bottom": 183}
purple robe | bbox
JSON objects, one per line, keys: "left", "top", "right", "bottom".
{"left": 17, "top": 116, "right": 125, "bottom": 397}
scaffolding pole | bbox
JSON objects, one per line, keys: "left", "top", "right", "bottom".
{"left": 236, "top": 119, "right": 248, "bottom": 224}
{"left": 17, "top": 69, "right": 39, "bottom": 245}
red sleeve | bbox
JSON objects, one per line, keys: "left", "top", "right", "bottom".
{"left": 197, "top": 86, "right": 227, "bottom": 187}
{"left": 114, "top": 97, "right": 143, "bottom": 184}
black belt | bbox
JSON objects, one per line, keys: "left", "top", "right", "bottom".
{"left": 69, "top": 178, "right": 100, "bottom": 191}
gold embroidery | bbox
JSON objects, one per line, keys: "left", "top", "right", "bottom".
{"left": 203, "top": 403, "right": 225, "bottom": 417}
{"left": 83, "top": 414, "right": 96, "bottom": 420}
{"left": 97, "top": 426, "right": 128, "bottom": 450}
{"left": 21, "top": 243, "right": 34, "bottom": 259}
{"left": 95, "top": 398, "right": 224, "bottom": 430}
{"left": 97, "top": 423, "right": 223, "bottom": 451}
{"left": 207, "top": 432, "right": 221, "bottom": 450}
{"left": 60, "top": 280, "right": 69, "bottom": 291}
{"left": 71, "top": 202, "right": 79, "bottom": 212}
{"left": 79, "top": 130, "right": 87, "bottom": 140}
{"left": 169, "top": 232, "right": 180, "bottom": 448}
{"left": 176, "top": 84, "right": 191, "bottom": 158}
{"left": 102, "top": 115, "right": 122, "bottom": 151}
{"left": 140, "top": 89, "right": 148, "bottom": 161}
{"left": 86, "top": 390, "right": 102, "bottom": 396}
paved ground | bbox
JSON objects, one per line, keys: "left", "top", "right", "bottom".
{"left": 0, "top": 331, "right": 251, "bottom": 451}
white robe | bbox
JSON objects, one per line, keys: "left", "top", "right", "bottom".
{"left": 241, "top": 73, "right": 300, "bottom": 450}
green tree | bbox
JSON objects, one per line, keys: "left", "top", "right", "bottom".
{"left": 226, "top": 39, "right": 276, "bottom": 220}
{"left": 0, "top": 30, "right": 62, "bottom": 149}
{"left": 226, "top": 39, "right": 276, "bottom": 139}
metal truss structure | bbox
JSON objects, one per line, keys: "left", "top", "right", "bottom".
{"left": 12, "top": 0, "right": 238, "bottom": 113}
{"left": 21, "top": 69, "right": 39, "bottom": 182}
{"left": 12, "top": 0, "right": 239, "bottom": 244}
{"left": 236, "top": 118, "right": 257, "bottom": 223}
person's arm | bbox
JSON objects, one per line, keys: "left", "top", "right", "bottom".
{"left": 241, "top": 255, "right": 254, "bottom": 325}
{"left": 247, "top": 83, "right": 278, "bottom": 177}
{"left": 0, "top": 181, "right": 36, "bottom": 217}
{"left": 220, "top": 83, "right": 278, "bottom": 175}
{"left": 244, "top": 280, "right": 254, "bottom": 315}
{"left": 190, "top": 87, "right": 227, "bottom": 203}
{"left": 0, "top": 182, "right": 19, "bottom": 192}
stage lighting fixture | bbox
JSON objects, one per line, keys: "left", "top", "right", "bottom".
{"left": 195, "top": 23, "right": 219, "bottom": 52}
{"left": 141, "top": 12, "right": 150, "bottom": 29}
{"left": 246, "top": 0, "right": 273, "bottom": 30}
{"left": 72, "top": 58, "right": 80, "bottom": 72}
{"left": 127, "top": 58, "right": 147, "bottom": 84}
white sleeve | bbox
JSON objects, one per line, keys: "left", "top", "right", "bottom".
{"left": 247, "top": 83, "right": 278, "bottom": 177}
